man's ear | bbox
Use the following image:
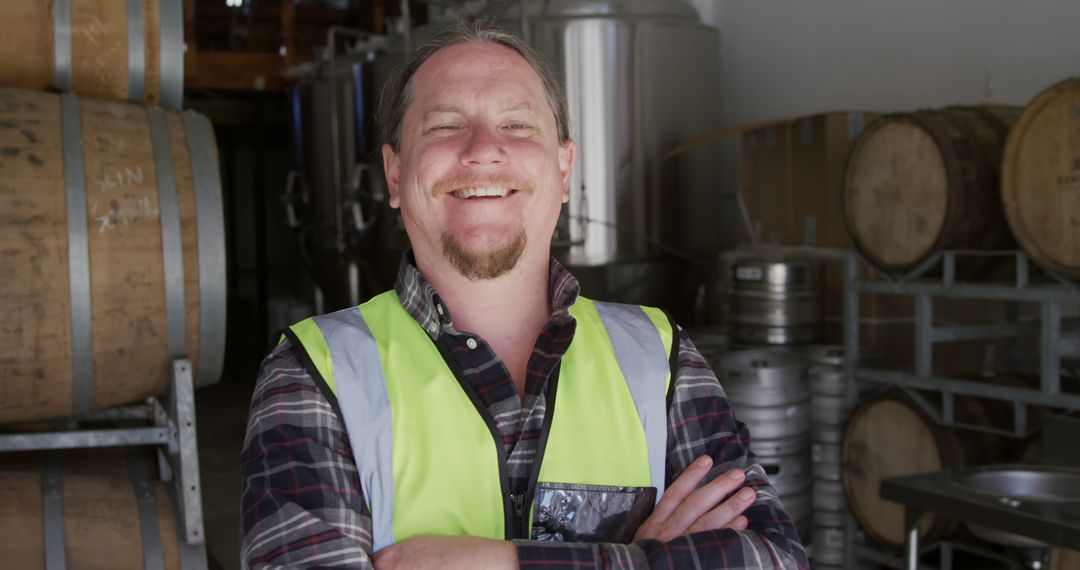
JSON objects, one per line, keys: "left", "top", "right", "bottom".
{"left": 382, "top": 143, "right": 401, "bottom": 209}
{"left": 559, "top": 140, "right": 575, "bottom": 203}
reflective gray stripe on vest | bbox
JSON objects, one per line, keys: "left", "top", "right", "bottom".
{"left": 312, "top": 308, "right": 396, "bottom": 551}
{"left": 593, "top": 301, "right": 670, "bottom": 503}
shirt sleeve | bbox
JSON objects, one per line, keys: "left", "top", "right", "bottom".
{"left": 240, "top": 340, "right": 376, "bottom": 569}
{"left": 513, "top": 327, "right": 810, "bottom": 569}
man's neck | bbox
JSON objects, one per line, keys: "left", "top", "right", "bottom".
{"left": 416, "top": 251, "right": 552, "bottom": 398}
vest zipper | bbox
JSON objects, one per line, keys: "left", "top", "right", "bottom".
{"left": 516, "top": 365, "right": 560, "bottom": 540}
{"left": 511, "top": 493, "right": 526, "bottom": 537}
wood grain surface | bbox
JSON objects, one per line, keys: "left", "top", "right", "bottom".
{"left": 0, "top": 89, "right": 208, "bottom": 423}
{"left": 0, "top": 471, "right": 182, "bottom": 570}
{"left": 1002, "top": 78, "right": 1080, "bottom": 279}
{"left": 0, "top": 0, "right": 165, "bottom": 104}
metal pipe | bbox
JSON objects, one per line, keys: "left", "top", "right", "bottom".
{"left": 0, "top": 428, "right": 170, "bottom": 452}
{"left": 324, "top": 27, "right": 368, "bottom": 252}
{"left": 857, "top": 368, "right": 1080, "bottom": 409}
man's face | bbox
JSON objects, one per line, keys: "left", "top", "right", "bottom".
{"left": 382, "top": 41, "right": 575, "bottom": 280}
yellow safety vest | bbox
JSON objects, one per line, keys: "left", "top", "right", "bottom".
{"left": 286, "top": 291, "right": 674, "bottom": 550}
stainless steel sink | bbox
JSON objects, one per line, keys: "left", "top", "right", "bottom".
{"left": 954, "top": 465, "right": 1080, "bottom": 547}
{"left": 960, "top": 468, "right": 1080, "bottom": 502}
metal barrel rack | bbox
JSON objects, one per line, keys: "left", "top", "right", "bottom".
{"left": 0, "top": 358, "right": 207, "bottom": 569}
{"left": 840, "top": 249, "right": 1080, "bottom": 569}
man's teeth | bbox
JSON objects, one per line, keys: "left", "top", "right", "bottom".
{"left": 454, "top": 187, "right": 510, "bottom": 199}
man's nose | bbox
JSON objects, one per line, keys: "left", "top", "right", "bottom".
{"left": 460, "top": 125, "right": 506, "bottom": 166}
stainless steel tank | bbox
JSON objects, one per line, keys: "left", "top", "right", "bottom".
{"left": 496, "top": 0, "right": 723, "bottom": 265}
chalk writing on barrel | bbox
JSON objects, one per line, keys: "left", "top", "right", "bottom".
{"left": 90, "top": 197, "right": 158, "bottom": 234}
{"left": 95, "top": 165, "right": 145, "bottom": 192}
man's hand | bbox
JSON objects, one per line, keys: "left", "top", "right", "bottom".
{"left": 633, "top": 455, "right": 756, "bottom": 542}
{"left": 373, "top": 535, "right": 517, "bottom": 570}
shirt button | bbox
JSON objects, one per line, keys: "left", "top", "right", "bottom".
{"left": 466, "top": 338, "right": 478, "bottom": 350}
{"left": 428, "top": 323, "right": 438, "bottom": 334}
{"left": 436, "top": 304, "right": 444, "bottom": 316}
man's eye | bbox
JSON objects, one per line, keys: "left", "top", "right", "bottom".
{"left": 430, "top": 125, "right": 459, "bottom": 132}
{"left": 506, "top": 123, "right": 532, "bottom": 131}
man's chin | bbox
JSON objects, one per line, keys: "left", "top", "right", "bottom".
{"left": 441, "top": 232, "right": 527, "bottom": 281}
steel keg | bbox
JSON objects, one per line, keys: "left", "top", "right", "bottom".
{"left": 688, "top": 328, "right": 728, "bottom": 370}
{"left": 716, "top": 350, "right": 812, "bottom": 439}
{"left": 812, "top": 479, "right": 846, "bottom": 513}
{"left": 811, "top": 426, "right": 844, "bottom": 482}
{"left": 753, "top": 435, "right": 812, "bottom": 497}
{"left": 717, "top": 350, "right": 813, "bottom": 538}
{"left": 812, "top": 526, "right": 845, "bottom": 567}
{"left": 728, "top": 257, "right": 822, "bottom": 345}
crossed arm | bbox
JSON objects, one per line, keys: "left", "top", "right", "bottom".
{"left": 241, "top": 332, "right": 808, "bottom": 569}
{"left": 375, "top": 456, "right": 756, "bottom": 569}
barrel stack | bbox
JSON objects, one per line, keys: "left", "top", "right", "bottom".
{"left": 0, "top": 2, "right": 221, "bottom": 568}
{"left": 837, "top": 80, "right": 1080, "bottom": 564}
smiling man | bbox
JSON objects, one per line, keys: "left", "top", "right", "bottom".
{"left": 241, "top": 19, "right": 808, "bottom": 570}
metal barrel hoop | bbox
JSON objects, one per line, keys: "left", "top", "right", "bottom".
{"left": 61, "top": 93, "right": 94, "bottom": 415}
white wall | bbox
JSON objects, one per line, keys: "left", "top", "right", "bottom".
{"left": 690, "top": 0, "right": 1080, "bottom": 125}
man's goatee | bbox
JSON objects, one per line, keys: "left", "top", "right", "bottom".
{"left": 441, "top": 230, "right": 527, "bottom": 280}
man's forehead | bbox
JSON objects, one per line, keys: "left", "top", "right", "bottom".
{"left": 421, "top": 101, "right": 535, "bottom": 115}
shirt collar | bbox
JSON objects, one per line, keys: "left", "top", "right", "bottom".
{"left": 393, "top": 251, "right": 581, "bottom": 335}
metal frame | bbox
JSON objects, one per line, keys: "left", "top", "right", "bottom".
{"left": 0, "top": 358, "right": 207, "bottom": 566}
{"left": 841, "top": 249, "right": 1080, "bottom": 569}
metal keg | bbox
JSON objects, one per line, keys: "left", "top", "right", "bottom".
{"left": 812, "top": 479, "right": 846, "bottom": 513}
{"left": 717, "top": 350, "right": 813, "bottom": 537}
{"left": 812, "top": 526, "right": 845, "bottom": 567}
{"left": 753, "top": 435, "right": 812, "bottom": 498}
{"left": 813, "top": 510, "right": 845, "bottom": 528}
{"left": 728, "top": 257, "right": 822, "bottom": 345}
{"left": 811, "top": 427, "right": 844, "bottom": 482}
{"left": 716, "top": 350, "right": 812, "bottom": 439}
{"left": 688, "top": 328, "right": 728, "bottom": 370}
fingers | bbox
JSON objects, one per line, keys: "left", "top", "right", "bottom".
{"left": 648, "top": 455, "right": 714, "bottom": 523}
{"left": 664, "top": 468, "right": 747, "bottom": 535}
{"left": 686, "top": 487, "right": 757, "bottom": 534}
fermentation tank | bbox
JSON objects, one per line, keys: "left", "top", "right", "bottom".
{"left": 479, "top": 0, "right": 724, "bottom": 267}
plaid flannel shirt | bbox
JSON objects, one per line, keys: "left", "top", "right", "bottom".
{"left": 241, "top": 255, "right": 808, "bottom": 569}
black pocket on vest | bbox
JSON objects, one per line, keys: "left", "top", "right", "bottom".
{"left": 531, "top": 482, "right": 657, "bottom": 543}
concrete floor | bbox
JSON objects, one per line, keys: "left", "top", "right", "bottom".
{"left": 196, "top": 379, "right": 256, "bottom": 570}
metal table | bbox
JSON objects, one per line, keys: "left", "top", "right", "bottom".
{"left": 882, "top": 464, "right": 1080, "bottom": 570}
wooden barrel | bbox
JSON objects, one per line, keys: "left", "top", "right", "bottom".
{"left": 0, "top": 471, "right": 200, "bottom": 569}
{"left": 844, "top": 106, "right": 1023, "bottom": 274}
{"left": 842, "top": 389, "right": 1014, "bottom": 549}
{"left": 0, "top": 88, "right": 225, "bottom": 423}
{"left": 1002, "top": 79, "right": 1080, "bottom": 279}
{"left": 0, "top": 0, "right": 183, "bottom": 108}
